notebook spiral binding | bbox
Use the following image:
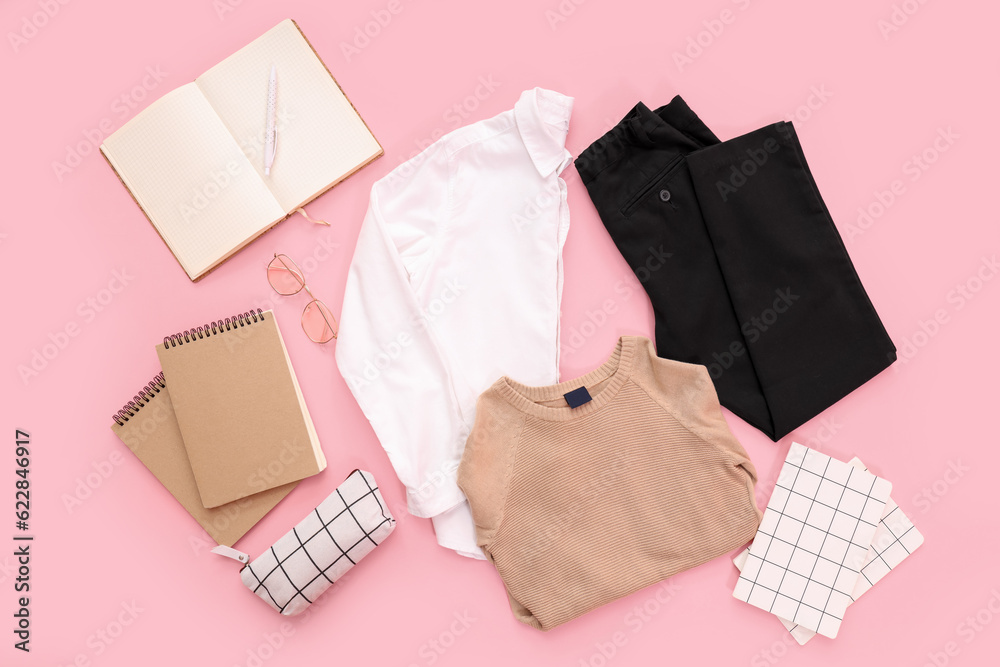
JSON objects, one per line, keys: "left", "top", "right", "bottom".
{"left": 112, "top": 372, "right": 166, "bottom": 426}
{"left": 162, "top": 308, "right": 265, "bottom": 349}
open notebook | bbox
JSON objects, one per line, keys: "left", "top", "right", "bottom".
{"left": 101, "top": 19, "right": 382, "bottom": 280}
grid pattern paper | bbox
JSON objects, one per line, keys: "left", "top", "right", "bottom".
{"left": 240, "top": 470, "right": 395, "bottom": 616}
{"left": 733, "top": 444, "right": 892, "bottom": 638}
{"left": 734, "top": 457, "right": 924, "bottom": 644}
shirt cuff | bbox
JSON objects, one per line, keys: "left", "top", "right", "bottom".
{"left": 431, "top": 501, "right": 486, "bottom": 560}
{"left": 405, "top": 465, "right": 468, "bottom": 518}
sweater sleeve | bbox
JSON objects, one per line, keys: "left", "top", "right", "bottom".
{"left": 457, "top": 390, "right": 524, "bottom": 547}
{"left": 633, "top": 337, "right": 758, "bottom": 485}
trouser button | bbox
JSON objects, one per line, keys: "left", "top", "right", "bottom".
{"left": 659, "top": 189, "right": 671, "bottom": 202}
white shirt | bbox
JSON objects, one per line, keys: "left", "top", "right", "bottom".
{"left": 336, "top": 88, "right": 573, "bottom": 558}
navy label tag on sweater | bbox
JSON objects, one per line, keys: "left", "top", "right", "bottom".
{"left": 563, "top": 386, "right": 593, "bottom": 408}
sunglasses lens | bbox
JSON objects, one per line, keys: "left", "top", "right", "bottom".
{"left": 302, "top": 300, "right": 338, "bottom": 343}
{"left": 267, "top": 255, "right": 305, "bottom": 295}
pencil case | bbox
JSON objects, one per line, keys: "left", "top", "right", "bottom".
{"left": 234, "top": 469, "right": 395, "bottom": 615}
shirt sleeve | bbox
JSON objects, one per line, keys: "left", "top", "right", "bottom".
{"left": 335, "top": 149, "right": 471, "bottom": 520}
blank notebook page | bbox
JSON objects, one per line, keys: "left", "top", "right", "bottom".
{"left": 101, "top": 85, "right": 285, "bottom": 279}
{"left": 195, "top": 19, "right": 383, "bottom": 212}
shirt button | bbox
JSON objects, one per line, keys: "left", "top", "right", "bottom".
{"left": 659, "top": 189, "right": 671, "bottom": 202}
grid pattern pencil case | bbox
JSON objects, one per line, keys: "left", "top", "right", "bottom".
{"left": 240, "top": 469, "right": 395, "bottom": 615}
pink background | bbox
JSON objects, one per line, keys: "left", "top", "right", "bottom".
{"left": 4, "top": 0, "right": 999, "bottom": 665}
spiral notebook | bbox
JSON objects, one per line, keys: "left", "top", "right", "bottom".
{"left": 111, "top": 372, "right": 297, "bottom": 546}
{"left": 156, "top": 309, "right": 326, "bottom": 508}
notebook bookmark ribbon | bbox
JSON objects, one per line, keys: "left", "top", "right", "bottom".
{"left": 295, "top": 207, "right": 330, "bottom": 226}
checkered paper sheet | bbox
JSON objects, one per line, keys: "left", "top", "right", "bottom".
{"left": 733, "top": 444, "right": 893, "bottom": 638}
{"left": 734, "top": 457, "right": 924, "bottom": 644}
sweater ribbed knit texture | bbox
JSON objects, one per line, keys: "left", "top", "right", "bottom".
{"left": 458, "top": 336, "right": 762, "bottom": 630}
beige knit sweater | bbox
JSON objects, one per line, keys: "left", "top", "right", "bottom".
{"left": 457, "top": 336, "right": 761, "bottom": 630}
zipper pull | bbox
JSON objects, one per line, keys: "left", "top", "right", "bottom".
{"left": 211, "top": 545, "right": 250, "bottom": 564}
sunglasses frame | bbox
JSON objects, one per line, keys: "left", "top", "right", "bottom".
{"left": 267, "top": 253, "right": 338, "bottom": 343}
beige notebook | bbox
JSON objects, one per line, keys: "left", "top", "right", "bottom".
{"left": 111, "top": 371, "right": 297, "bottom": 546}
{"left": 100, "top": 19, "right": 383, "bottom": 281}
{"left": 156, "top": 309, "right": 326, "bottom": 508}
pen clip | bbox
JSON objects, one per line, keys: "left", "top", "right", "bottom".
{"left": 266, "top": 126, "right": 277, "bottom": 162}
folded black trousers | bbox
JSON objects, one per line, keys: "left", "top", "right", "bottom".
{"left": 576, "top": 96, "right": 895, "bottom": 440}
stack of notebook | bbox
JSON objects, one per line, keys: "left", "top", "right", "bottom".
{"left": 110, "top": 309, "right": 326, "bottom": 546}
{"left": 732, "top": 443, "right": 923, "bottom": 642}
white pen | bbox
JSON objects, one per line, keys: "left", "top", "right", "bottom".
{"left": 264, "top": 64, "right": 277, "bottom": 176}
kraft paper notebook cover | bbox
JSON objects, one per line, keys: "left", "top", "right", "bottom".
{"left": 100, "top": 19, "right": 383, "bottom": 281}
{"left": 111, "top": 371, "right": 296, "bottom": 546}
{"left": 156, "top": 309, "right": 326, "bottom": 508}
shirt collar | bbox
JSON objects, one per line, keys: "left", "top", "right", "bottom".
{"left": 514, "top": 88, "right": 574, "bottom": 177}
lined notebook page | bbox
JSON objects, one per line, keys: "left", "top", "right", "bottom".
{"left": 195, "top": 19, "right": 382, "bottom": 212}
{"left": 101, "top": 84, "right": 285, "bottom": 279}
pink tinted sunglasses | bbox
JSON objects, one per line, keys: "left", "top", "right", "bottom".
{"left": 267, "top": 253, "right": 338, "bottom": 343}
